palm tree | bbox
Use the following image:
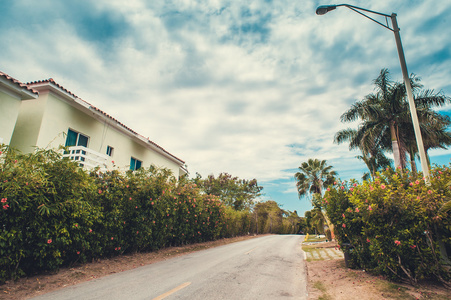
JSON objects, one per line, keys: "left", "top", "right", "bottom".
{"left": 294, "top": 158, "right": 337, "bottom": 200}
{"left": 338, "top": 68, "right": 451, "bottom": 172}
{"left": 334, "top": 127, "right": 392, "bottom": 180}
{"left": 295, "top": 159, "right": 336, "bottom": 239}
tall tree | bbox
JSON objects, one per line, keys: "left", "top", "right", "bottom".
{"left": 194, "top": 173, "right": 263, "bottom": 211}
{"left": 294, "top": 159, "right": 336, "bottom": 239}
{"left": 294, "top": 158, "right": 336, "bottom": 200}
{"left": 338, "top": 68, "right": 450, "bottom": 172}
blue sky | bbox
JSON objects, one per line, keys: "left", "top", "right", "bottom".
{"left": 1, "top": 0, "right": 450, "bottom": 215}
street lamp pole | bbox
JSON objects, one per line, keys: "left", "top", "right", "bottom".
{"left": 316, "top": 4, "right": 430, "bottom": 182}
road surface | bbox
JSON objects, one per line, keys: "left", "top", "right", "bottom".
{"left": 31, "top": 235, "right": 308, "bottom": 299}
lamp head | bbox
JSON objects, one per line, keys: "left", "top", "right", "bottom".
{"left": 316, "top": 5, "right": 337, "bottom": 15}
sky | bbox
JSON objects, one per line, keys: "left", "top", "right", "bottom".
{"left": 1, "top": 0, "right": 450, "bottom": 215}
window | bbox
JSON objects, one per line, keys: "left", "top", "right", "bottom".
{"left": 65, "top": 129, "right": 89, "bottom": 167}
{"left": 130, "top": 157, "right": 142, "bottom": 171}
{"left": 106, "top": 146, "right": 114, "bottom": 157}
{"left": 65, "top": 129, "right": 89, "bottom": 147}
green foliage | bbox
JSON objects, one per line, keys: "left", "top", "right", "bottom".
{"left": 0, "top": 146, "right": 227, "bottom": 283}
{"left": 323, "top": 166, "right": 451, "bottom": 283}
{"left": 194, "top": 172, "right": 263, "bottom": 211}
{"left": 0, "top": 146, "right": 300, "bottom": 283}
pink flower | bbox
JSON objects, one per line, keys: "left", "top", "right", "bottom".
{"left": 129, "top": 197, "right": 132, "bottom": 200}
{"left": 410, "top": 245, "right": 417, "bottom": 249}
{"left": 353, "top": 183, "right": 357, "bottom": 187}
{"left": 380, "top": 184, "right": 386, "bottom": 189}
{"left": 136, "top": 231, "right": 139, "bottom": 234}
{"left": 89, "top": 229, "right": 93, "bottom": 233}
{"left": 342, "top": 214, "right": 346, "bottom": 218}
{"left": 151, "top": 202, "right": 154, "bottom": 205}
{"left": 350, "top": 188, "right": 354, "bottom": 192}
{"left": 342, "top": 224, "right": 346, "bottom": 228}
{"left": 3, "top": 205, "right": 9, "bottom": 210}
{"left": 111, "top": 237, "right": 114, "bottom": 240}
{"left": 333, "top": 181, "right": 337, "bottom": 185}
{"left": 368, "top": 205, "right": 372, "bottom": 211}
{"left": 355, "top": 208, "right": 360, "bottom": 213}
{"left": 327, "top": 188, "right": 330, "bottom": 192}
{"left": 409, "top": 182, "right": 413, "bottom": 186}
{"left": 77, "top": 251, "right": 80, "bottom": 255}
{"left": 427, "top": 190, "right": 432, "bottom": 194}
{"left": 366, "top": 238, "right": 370, "bottom": 243}
{"left": 415, "top": 180, "right": 420, "bottom": 185}
{"left": 394, "top": 240, "right": 401, "bottom": 246}
{"left": 47, "top": 239, "right": 52, "bottom": 244}
{"left": 75, "top": 224, "right": 78, "bottom": 227}
{"left": 1, "top": 198, "right": 7, "bottom": 203}
{"left": 126, "top": 185, "right": 129, "bottom": 188}
{"left": 98, "top": 190, "right": 102, "bottom": 194}
{"left": 341, "top": 186, "right": 344, "bottom": 190}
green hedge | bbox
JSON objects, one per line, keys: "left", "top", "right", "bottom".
{"left": 324, "top": 166, "right": 451, "bottom": 283}
{"left": 0, "top": 147, "right": 226, "bottom": 282}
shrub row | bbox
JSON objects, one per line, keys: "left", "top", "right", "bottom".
{"left": 0, "top": 147, "right": 228, "bottom": 282}
{"left": 324, "top": 166, "right": 451, "bottom": 283}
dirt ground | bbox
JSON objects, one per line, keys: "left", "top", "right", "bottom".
{"left": 306, "top": 241, "right": 450, "bottom": 300}
{"left": 1, "top": 236, "right": 449, "bottom": 300}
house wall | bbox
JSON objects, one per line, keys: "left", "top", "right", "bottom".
{"left": 0, "top": 91, "right": 23, "bottom": 145}
{"left": 11, "top": 90, "right": 183, "bottom": 176}
{"left": 9, "top": 93, "right": 48, "bottom": 152}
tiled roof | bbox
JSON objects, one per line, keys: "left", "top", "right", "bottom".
{"left": 0, "top": 71, "right": 39, "bottom": 95}
{"left": 26, "top": 78, "right": 185, "bottom": 164}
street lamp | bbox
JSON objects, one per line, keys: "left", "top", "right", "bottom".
{"left": 316, "top": 4, "right": 430, "bottom": 182}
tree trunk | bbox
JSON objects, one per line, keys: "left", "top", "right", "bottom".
{"left": 390, "top": 121, "right": 402, "bottom": 169}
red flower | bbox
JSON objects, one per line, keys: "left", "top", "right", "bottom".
{"left": 342, "top": 214, "right": 345, "bottom": 218}
{"left": 47, "top": 239, "right": 52, "bottom": 244}
{"left": 394, "top": 240, "right": 401, "bottom": 246}
{"left": 1, "top": 198, "right": 7, "bottom": 203}
{"left": 342, "top": 224, "right": 346, "bottom": 228}
{"left": 89, "top": 229, "right": 93, "bottom": 233}
{"left": 111, "top": 237, "right": 114, "bottom": 240}
{"left": 366, "top": 238, "right": 370, "bottom": 243}
{"left": 77, "top": 251, "right": 80, "bottom": 255}
{"left": 2, "top": 205, "right": 9, "bottom": 210}
{"left": 410, "top": 245, "right": 417, "bottom": 249}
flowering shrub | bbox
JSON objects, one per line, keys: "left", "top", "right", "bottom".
{"left": 0, "top": 147, "right": 227, "bottom": 282}
{"left": 0, "top": 145, "right": 300, "bottom": 283}
{"left": 324, "top": 166, "right": 451, "bottom": 283}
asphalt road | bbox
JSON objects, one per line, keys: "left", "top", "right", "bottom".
{"left": 31, "top": 235, "right": 308, "bottom": 300}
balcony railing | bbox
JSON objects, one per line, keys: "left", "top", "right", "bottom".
{"left": 62, "top": 146, "right": 109, "bottom": 170}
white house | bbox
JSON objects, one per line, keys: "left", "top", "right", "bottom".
{"left": 5, "top": 73, "right": 186, "bottom": 177}
{"left": 0, "top": 71, "right": 38, "bottom": 145}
